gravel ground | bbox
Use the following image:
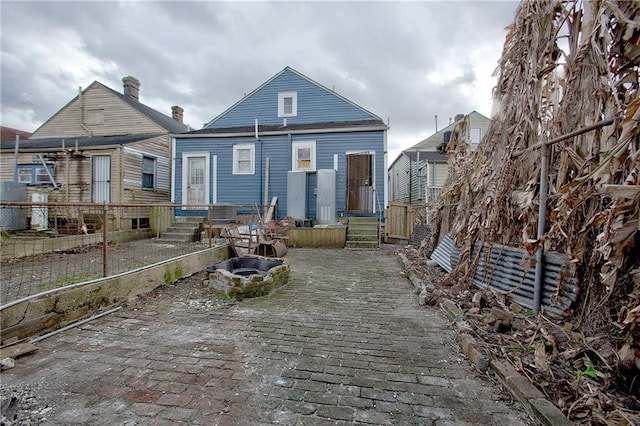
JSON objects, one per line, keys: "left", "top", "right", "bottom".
{"left": 0, "top": 384, "right": 51, "bottom": 425}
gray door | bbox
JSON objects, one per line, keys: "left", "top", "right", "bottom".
{"left": 92, "top": 155, "right": 111, "bottom": 203}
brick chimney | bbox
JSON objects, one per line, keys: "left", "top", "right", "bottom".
{"left": 122, "top": 76, "right": 140, "bottom": 101}
{"left": 171, "top": 106, "right": 184, "bottom": 124}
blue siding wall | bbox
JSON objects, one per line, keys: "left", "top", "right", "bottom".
{"left": 175, "top": 130, "right": 385, "bottom": 220}
{"left": 207, "top": 68, "right": 376, "bottom": 128}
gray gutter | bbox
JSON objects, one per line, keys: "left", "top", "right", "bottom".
{"left": 172, "top": 125, "right": 389, "bottom": 139}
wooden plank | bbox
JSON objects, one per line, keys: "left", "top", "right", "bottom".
{"left": 1, "top": 312, "right": 62, "bottom": 344}
{"left": 263, "top": 196, "right": 278, "bottom": 223}
{"left": 0, "top": 342, "right": 38, "bottom": 359}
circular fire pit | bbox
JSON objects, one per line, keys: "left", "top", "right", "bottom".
{"left": 205, "top": 256, "right": 290, "bottom": 299}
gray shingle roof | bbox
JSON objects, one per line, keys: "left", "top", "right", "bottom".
{"left": 404, "top": 150, "right": 447, "bottom": 162}
{"left": 0, "top": 133, "right": 163, "bottom": 150}
{"left": 99, "top": 83, "right": 189, "bottom": 134}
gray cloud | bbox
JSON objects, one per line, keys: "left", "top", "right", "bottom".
{"left": 0, "top": 0, "right": 518, "bottom": 156}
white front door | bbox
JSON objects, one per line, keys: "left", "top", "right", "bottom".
{"left": 182, "top": 153, "right": 210, "bottom": 206}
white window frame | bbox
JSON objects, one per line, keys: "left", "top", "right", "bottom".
{"left": 35, "top": 167, "right": 51, "bottom": 184}
{"left": 232, "top": 144, "right": 255, "bottom": 175}
{"left": 292, "top": 141, "right": 316, "bottom": 172}
{"left": 16, "top": 164, "right": 54, "bottom": 185}
{"left": 17, "top": 168, "right": 32, "bottom": 183}
{"left": 278, "top": 91, "right": 297, "bottom": 117}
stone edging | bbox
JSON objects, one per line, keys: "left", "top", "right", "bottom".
{"left": 396, "top": 251, "right": 572, "bottom": 426}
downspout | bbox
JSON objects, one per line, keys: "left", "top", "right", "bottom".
{"left": 64, "top": 139, "right": 70, "bottom": 202}
{"left": 416, "top": 151, "right": 420, "bottom": 203}
{"left": 12, "top": 135, "right": 20, "bottom": 182}
{"left": 170, "top": 137, "right": 176, "bottom": 204}
{"left": 78, "top": 87, "right": 93, "bottom": 136}
{"left": 255, "top": 119, "right": 263, "bottom": 212}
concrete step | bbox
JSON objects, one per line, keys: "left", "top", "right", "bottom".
{"left": 157, "top": 232, "right": 194, "bottom": 242}
{"left": 348, "top": 217, "right": 378, "bottom": 224}
{"left": 347, "top": 226, "right": 378, "bottom": 234}
{"left": 345, "top": 241, "right": 379, "bottom": 250}
{"left": 169, "top": 222, "right": 202, "bottom": 229}
{"left": 164, "top": 226, "right": 199, "bottom": 233}
{"left": 346, "top": 234, "right": 379, "bottom": 242}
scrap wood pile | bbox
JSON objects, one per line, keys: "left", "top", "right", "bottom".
{"left": 425, "top": 0, "right": 639, "bottom": 423}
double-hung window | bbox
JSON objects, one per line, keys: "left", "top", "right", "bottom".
{"left": 142, "top": 156, "right": 156, "bottom": 189}
{"left": 292, "top": 141, "right": 316, "bottom": 172}
{"left": 278, "top": 91, "right": 297, "bottom": 117}
{"left": 233, "top": 144, "right": 255, "bottom": 175}
{"left": 16, "top": 164, "right": 54, "bottom": 185}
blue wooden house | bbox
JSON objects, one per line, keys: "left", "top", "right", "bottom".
{"left": 171, "top": 67, "right": 388, "bottom": 224}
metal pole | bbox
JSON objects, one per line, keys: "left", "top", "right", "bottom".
{"left": 208, "top": 204, "right": 212, "bottom": 248}
{"left": 102, "top": 203, "right": 108, "bottom": 277}
{"left": 530, "top": 118, "right": 614, "bottom": 314}
{"left": 533, "top": 144, "right": 549, "bottom": 315}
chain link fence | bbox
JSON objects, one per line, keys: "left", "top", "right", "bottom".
{"left": 0, "top": 202, "right": 242, "bottom": 306}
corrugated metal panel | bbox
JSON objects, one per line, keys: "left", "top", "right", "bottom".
{"left": 430, "top": 234, "right": 454, "bottom": 272}
{"left": 430, "top": 234, "right": 578, "bottom": 315}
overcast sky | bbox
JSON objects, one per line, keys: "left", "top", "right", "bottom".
{"left": 1, "top": 0, "right": 518, "bottom": 162}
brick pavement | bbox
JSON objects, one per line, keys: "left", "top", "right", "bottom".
{"left": 2, "top": 247, "right": 532, "bottom": 425}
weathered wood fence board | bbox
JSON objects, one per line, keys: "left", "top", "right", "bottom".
{"left": 385, "top": 203, "right": 414, "bottom": 240}
{"left": 285, "top": 227, "right": 346, "bottom": 248}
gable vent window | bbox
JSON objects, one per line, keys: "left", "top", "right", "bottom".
{"left": 88, "top": 109, "right": 104, "bottom": 125}
{"left": 278, "top": 91, "right": 297, "bottom": 118}
{"left": 142, "top": 156, "right": 156, "bottom": 189}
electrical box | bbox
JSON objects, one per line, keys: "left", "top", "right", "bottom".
{"left": 316, "top": 169, "right": 336, "bottom": 225}
{"left": 287, "top": 171, "right": 306, "bottom": 220}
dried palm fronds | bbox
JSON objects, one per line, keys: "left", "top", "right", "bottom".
{"left": 428, "top": 0, "right": 639, "bottom": 421}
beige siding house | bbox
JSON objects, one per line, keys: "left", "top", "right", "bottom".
{"left": 0, "top": 77, "right": 188, "bottom": 230}
{"left": 388, "top": 111, "right": 490, "bottom": 216}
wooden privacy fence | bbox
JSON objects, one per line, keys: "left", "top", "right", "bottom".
{"left": 385, "top": 202, "right": 414, "bottom": 240}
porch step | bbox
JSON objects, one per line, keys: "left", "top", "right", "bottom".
{"left": 158, "top": 217, "right": 203, "bottom": 242}
{"left": 345, "top": 217, "right": 379, "bottom": 250}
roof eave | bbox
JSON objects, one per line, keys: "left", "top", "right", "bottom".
{"left": 172, "top": 124, "right": 388, "bottom": 138}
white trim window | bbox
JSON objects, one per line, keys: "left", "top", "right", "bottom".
{"left": 292, "top": 141, "right": 316, "bottom": 172}
{"left": 278, "top": 91, "right": 297, "bottom": 117}
{"left": 16, "top": 164, "right": 54, "bottom": 185}
{"left": 233, "top": 144, "right": 255, "bottom": 175}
